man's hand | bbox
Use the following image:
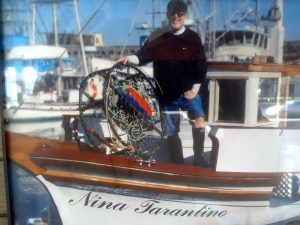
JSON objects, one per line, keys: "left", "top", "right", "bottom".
{"left": 116, "top": 56, "right": 129, "bottom": 64}
{"left": 184, "top": 90, "right": 197, "bottom": 100}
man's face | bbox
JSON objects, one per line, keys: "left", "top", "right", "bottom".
{"left": 168, "top": 12, "right": 186, "bottom": 31}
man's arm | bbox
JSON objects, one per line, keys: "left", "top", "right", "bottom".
{"left": 194, "top": 42, "right": 207, "bottom": 84}
{"left": 115, "top": 55, "right": 139, "bottom": 65}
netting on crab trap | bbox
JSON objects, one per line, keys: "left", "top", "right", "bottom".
{"left": 103, "top": 64, "right": 163, "bottom": 163}
{"left": 76, "top": 64, "right": 163, "bottom": 163}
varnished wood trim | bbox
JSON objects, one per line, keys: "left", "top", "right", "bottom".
{"left": 28, "top": 144, "right": 283, "bottom": 181}
{"left": 6, "top": 131, "right": 283, "bottom": 185}
{"left": 28, "top": 142, "right": 282, "bottom": 179}
{"left": 31, "top": 157, "right": 280, "bottom": 186}
{"left": 207, "top": 62, "right": 300, "bottom": 76}
{"left": 43, "top": 170, "right": 273, "bottom": 201}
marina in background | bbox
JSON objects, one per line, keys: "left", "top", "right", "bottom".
{"left": 2, "top": 0, "right": 300, "bottom": 225}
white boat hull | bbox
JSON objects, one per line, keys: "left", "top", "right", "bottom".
{"left": 38, "top": 176, "right": 300, "bottom": 225}
{"left": 5, "top": 103, "right": 81, "bottom": 122}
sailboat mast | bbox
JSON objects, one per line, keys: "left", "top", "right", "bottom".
{"left": 270, "top": 0, "right": 284, "bottom": 63}
{"left": 53, "top": 1, "right": 59, "bottom": 46}
{"left": 152, "top": 0, "right": 155, "bottom": 30}
{"left": 255, "top": 0, "right": 260, "bottom": 30}
{"left": 73, "top": 0, "right": 88, "bottom": 76}
{"left": 31, "top": 3, "right": 36, "bottom": 45}
{"left": 211, "top": 0, "right": 216, "bottom": 60}
{"left": 275, "top": 0, "right": 284, "bottom": 63}
{"left": 206, "top": 0, "right": 216, "bottom": 60}
{"left": 52, "top": 1, "right": 62, "bottom": 97}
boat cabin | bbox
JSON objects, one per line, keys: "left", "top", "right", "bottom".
{"left": 216, "top": 30, "right": 269, "bottom": 50}
{"left": 205, "top": 62, "right": 300, "bottom": 173}
{"left": 207, "top": 63, "right": 281, "bottom": 127}
{"left": 5, "top": 45, "right": 81, "bottom": 104}
{"left": 214, "top": 30, "right": 270, "bottom": 61}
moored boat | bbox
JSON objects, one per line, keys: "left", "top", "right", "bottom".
{"left": 6, "top": 60, "right": 300, "bottom": 225}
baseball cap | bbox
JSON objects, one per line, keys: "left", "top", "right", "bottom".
{"left": 167, "top": 0, "right": 188, "bottom": 17}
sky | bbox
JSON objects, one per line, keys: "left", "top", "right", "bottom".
{"left": 4, "top": 0, "right": 300, "bottom": 46}
{"left": 76, "top": 0, "right": 300, "bottom": 45}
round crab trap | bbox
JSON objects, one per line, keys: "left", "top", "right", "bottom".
{"left": 77, "top": 69, "right": 109, "bottom": 151}
{"left": 78, "top": 64, "right": 163, "bottom": 163}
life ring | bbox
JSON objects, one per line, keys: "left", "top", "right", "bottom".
{"left": 89, "top": 80, "right": 98, "bottom": 99}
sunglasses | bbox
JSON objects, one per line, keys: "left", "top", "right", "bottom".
{"left": 168, "top": 11, "right": 186, "bottom": 18}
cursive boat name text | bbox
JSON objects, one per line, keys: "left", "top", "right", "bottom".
{"left": 135, "top": 199, "right": 228, "bottom": 217}
{"left": 68, "top": 192, "right": 228, "bottom": 218}
{"left": 69, "top": 192, "right": 129, "bottom": 211}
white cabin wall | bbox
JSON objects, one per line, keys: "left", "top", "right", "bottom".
{"left": 213, "top": 128, "right": 300, "bottom": 173}
{"left": 280, "top": 130, "right": 300, "bottom": 171}
{"left": 215, "top": 128, "right": 283, "bottom": 172}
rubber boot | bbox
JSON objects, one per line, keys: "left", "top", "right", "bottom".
{"left": 167, "top": 133, "right": 184, "bottom": 164}
{"left": 192, "top": 127, "right": 209, "bottom": 167}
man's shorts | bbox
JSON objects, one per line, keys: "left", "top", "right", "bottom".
{"left": 161, "top": 95, "right": 205, "bottom": 136}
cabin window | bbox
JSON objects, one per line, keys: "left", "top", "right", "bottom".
{"left": 245, "top": 32, "right": 253, "bottom": 44}
{"left": 234, "top": 32, "right": 242, "bottom": 44}
{"left": 258, "top": 78, "right": 279, "bottom": 121}
{"left": 225, "top": 32, "right": 236, "bottom": 45}
{"left": 264, "top": 37, "right": 268, "bottom": 49}
{"left": 259, "top": 78, "right": 278, "bottom": 99}
{"left": 259, "top": 35, "right": 265, "bottom": 48}
{"left": 289, "top": 83, "right": 295, "bottom": 98}
{"left": 217, "top": 79, "right": 246, "bottom": 123}
{"left": 254, "top": 33, "right": 259, "bottom": 46}
{"left": 63, "top": 77, "right": 81, "bottom": 89}
{"left": 23, "top": 60, "right": 32, "bottom": 67}
{"left": 208, "top": 71, "right": 281, "bottom": 127}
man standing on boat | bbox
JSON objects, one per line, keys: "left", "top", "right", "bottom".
{"left": 117, "top": 0, "right": 208, "bottom": 167}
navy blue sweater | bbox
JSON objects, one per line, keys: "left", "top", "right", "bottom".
{"left": 137, "top": 27, "right": 207, "bottom": 100}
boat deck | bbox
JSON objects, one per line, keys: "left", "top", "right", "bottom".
{"left": 6, "top": 131, "right": 283, "bottom": 201}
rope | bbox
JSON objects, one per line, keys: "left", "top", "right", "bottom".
{"left": 58, "top": 0, "right": 108, "bottom": 59}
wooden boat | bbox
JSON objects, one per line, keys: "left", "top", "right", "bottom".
{"left": 6, "top": 60, "right": 300, "bottom": 225}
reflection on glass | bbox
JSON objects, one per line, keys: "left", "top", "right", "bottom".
{"left": 258, "top": 78, "right": 278, "bottom": 121}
